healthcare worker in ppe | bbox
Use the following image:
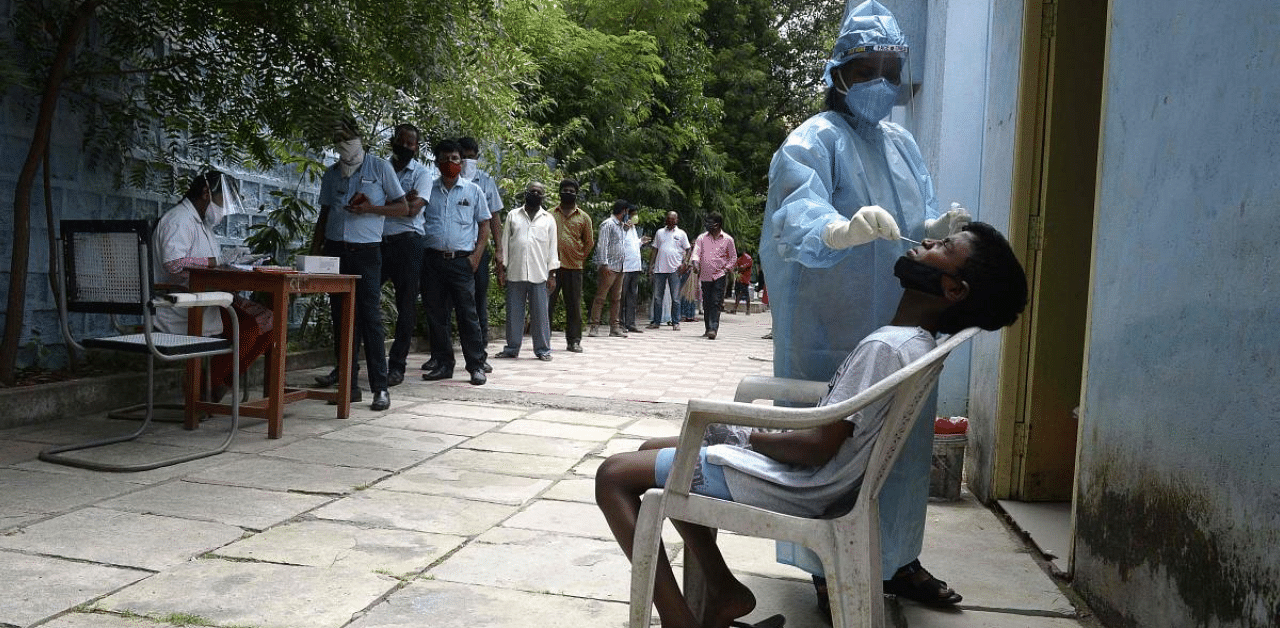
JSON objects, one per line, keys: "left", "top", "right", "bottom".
{"left": 762, "top": 0, "right": 970, "bottom": 610}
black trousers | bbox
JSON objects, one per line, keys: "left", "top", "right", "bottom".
{"left": 548, "top": 267, "right": 584, "bottom": 344}
{"left": 323, "top": 240, "right": 388, "bottom": 392}
{"left": 701, "top": 275, "right": 727, "bottom": 333}
{"left": 425, "top": 248, "right": 494, "bottom": 346}
{"left": 420, "top": 252, "right": 487, "bottom": 373}
{"left": 380, "top": 232, "right": 425, "bottom": 374}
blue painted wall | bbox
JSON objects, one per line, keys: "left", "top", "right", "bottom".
{"left": 1071, "top": 0, "right": 1280, "bottom": 626}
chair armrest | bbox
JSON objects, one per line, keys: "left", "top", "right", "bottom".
{"left": 734, "top": 375, "right": 828, "bottom": 406}
{"left": 153, "top": 291, "right": 234, "bottom": 309}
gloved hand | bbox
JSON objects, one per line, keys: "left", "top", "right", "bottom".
{"left": 924, "top": 202, "right": 972, "bottom": 240}
{"left": 703, "top": 423, "right": 753, "bottom": 450}
{"left": 821, "top": 205, "right": 901, "bottom": 249}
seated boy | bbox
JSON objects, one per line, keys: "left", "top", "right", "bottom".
{"left": 595, "top": 222, "right": 1028, "bottom": 628}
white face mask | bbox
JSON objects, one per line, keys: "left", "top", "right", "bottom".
{"left": 336, "top": 138, "right": 364, "bottom": 176}
{"left": 460, "top": 158, "right": 478, "bottom": 180}
{"left": 204, "top": 200, "right": 225, "bottom": 227}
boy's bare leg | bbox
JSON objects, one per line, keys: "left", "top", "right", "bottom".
{"left": 597, "top": 446, "right": 757, "bottom": 628}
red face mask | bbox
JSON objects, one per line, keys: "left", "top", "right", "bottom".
{"left": 439, "top": 161, "right": 462, "bottom": 178}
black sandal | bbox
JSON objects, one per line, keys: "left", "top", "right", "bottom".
{"left": 882, "top": 560, "right": 963, "bottom": 607}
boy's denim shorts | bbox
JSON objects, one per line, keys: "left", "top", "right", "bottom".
{"left": 654, "top": 447, "right": 733, "bottom": 501}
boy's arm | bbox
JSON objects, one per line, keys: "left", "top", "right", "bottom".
{"left": 748, "top": 422, "right": 853, "bottom": 468}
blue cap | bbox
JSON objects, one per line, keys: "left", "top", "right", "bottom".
{"left": 822, "top": 0, "right": 908, "bottom": 88}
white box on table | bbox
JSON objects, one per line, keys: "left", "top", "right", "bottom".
{"left": 296, "top": 256, "right": 340, "bottom": 274}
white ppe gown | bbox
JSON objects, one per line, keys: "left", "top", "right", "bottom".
{"left": 762, "top": 109, "right": 939, "bottom": 578}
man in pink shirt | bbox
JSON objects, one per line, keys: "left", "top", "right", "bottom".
{"left": 690, "top": 212, "right": 737, "bottom": 340}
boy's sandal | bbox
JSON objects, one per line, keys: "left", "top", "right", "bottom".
{"left": 883, "top": 560, "right": 963, "bottom": 607}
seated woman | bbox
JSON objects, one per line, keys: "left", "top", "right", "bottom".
{"left": 152, "top": 170, "right": 273, "bottom": 402}
{"left": 595, "top": 223, "right": 1028, "bottom": 628}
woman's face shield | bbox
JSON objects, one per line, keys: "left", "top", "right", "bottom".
{"left": 831, "top": 46, "right": 909, "bottom": 91}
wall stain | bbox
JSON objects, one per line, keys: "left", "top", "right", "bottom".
{"left": 1076, "top": 452, "right": 1280, "bottom": 628}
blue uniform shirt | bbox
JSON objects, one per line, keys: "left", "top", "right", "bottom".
{"left": 321, "top": 155, "right": 406, "bottom": 244}
{"left": 423, "top": 177, "right": 491, "bottom": 251}
{"left": 384, "top": 158, "right": 433, "bottom": 237}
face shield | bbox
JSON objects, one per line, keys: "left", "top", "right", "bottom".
{"left": 202, "top": 173, "right": 245, "bottom": 228}
{"left": 830, "top": 45, "right": 912, "bottom": 126}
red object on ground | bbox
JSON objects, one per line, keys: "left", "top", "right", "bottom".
{"left": 934, "top": 416, "right": 969, "bottom": 435}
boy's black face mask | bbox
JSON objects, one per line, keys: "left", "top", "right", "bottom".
{"left": 893, "top": 256, "right": 950, "bottom": 297}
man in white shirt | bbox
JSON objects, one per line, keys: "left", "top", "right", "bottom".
{"left": 646, "top": 211, "right": 691, "bottom": 331}
{"left": 495, "top": 182, "right": 560, "bottom": 361}
{"left": 619, "top": 203, "right": 650, "bottom": 333}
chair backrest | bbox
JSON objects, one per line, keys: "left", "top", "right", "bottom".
{"left": 852, "top": 327, "right": 979, "bottom": 512}
{"left": 60, "top": 220, "right": 153, "bottom": 316}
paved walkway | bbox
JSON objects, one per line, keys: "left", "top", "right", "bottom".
{"left": 0, "top": 309, "right": 1096, "bottom": 628}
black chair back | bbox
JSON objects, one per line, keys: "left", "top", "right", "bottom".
{"left": 60, "top": 220, "right": 153, "bottom": 316}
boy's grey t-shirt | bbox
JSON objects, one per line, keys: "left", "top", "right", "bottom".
{"left": 706, "top": 325, "right": 936, "bottom": 517}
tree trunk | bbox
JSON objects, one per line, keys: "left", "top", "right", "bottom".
{"left": 0, "top": 0, "right": 104, "bottom": 384}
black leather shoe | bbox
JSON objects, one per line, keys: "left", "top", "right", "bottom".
{"left": 537, "top": 354, "right": 553, "bottom": 361}
{"left": 314, "top": 370, "right": 339, "bottom": 387}
{"left": 566, "top": 343, "right": 583, "bottom": 353}
{"left": 420, "top": 358, "right": 439, "bottom": 371}
{"left": 495, "top": 350, "right": 518, "bottom": 358}
{"left": 387, "top": 370, "right": 404, "bottom": 387}
{"left": 370, "top": 390, "right": 390, "bottom": 411}
{"left": 469, "top": 370, "right": 487, "bottom": 386}
{"left": 481, "top": 360, "right": 493, "bottom": 373}
{"left": 328, "top": 387, "right": 362, "bottom": 405}
{"left": 422, "top": 367, "right": 454, "bottom": 381}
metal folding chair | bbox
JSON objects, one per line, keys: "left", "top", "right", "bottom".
{"left": 39, "top": 220, "right": 241, "bottom": 472}
{"left": 629, "top": 327, "right": 981, "bottom": 628}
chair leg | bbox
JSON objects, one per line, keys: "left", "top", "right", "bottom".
{"left": 826, "top": 513, "right": 884, "bottom": 628}
{"left": 39, "top": 352, "right": 242, "bottom": 473}
{"left": 629, "top": 490, "right": 666, "bottom": 628}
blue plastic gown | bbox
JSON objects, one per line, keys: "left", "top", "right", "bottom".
{"left": 763, "top": 109, "right": 939, "bottom": 578}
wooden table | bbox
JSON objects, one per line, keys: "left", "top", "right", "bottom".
{"left": 186, "top": 267, "right": 357, "bottom": 439}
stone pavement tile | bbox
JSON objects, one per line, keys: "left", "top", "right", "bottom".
{"left": 403, "top": 401, "right": 530, "bottom": 421}
{"left": 186, "top": 456, "right": 390, "bottom": 494}
{"left": 94, "top": 559, "right": 395, "bottom": 628}
{"left": 462, "top": 432, "right": 599, "bottom": 459}
{"left": 431, "top": 447, "right": 580, "bottom": 478}
{"left": 501, "top": 499, "right": 613, "bottom": 541}
{"left": 734, "top": 572, "right": 836, "bottom": 628}
{"left": 498, "top": 418, "right": 618, "bottom": 442}
{"left": 347, "top": 579, "right": 627, "bottom": 628}
{"left": 319, "top": 424, "right": 467, "bottom": 453}
{"left": 311, "top": 489, "right": 518, "bottom": 536}
{"left": 98, "top": 480, "right": 329, "bottom": 530}
{"left": 900, "top": 606, "right": 1085, "bottom": 628}
{"left": 40, "top": 612, "right": 184, "bottom": 628}
{"left": 620, "top": 417, "right": 682, "bottom": 439}
{"left": 374, "top": 464, "right": 552, "bottom": 505}
{"left": 0, "top": 550, "right": 148, "bottom": 628}
{"left": 0, "top": 439, "right": 42, "bottom": 465}
{"left": 262, "top": 437, "right": 432, "bottom": 471}
{"left": 0, "top": 468, "right": 141, "bottom": 530}
{"left": 241, "top": 415, "right": 346, "bottom": 437}
{"left": 919, "top": 499, "right": 1075, "bottom": 615}
{"left": 599, "top": 437, "right": 649, "bottom": 457}
{"left": 0, "top": 507, "right": 243, "bottom": 571}
{"left": 573, "top": 456, "right": 604, "bottom": 477}
{"left": 10, "top": 451, "right": 256, "bottom": 485}
{"left": 215, "top": 519, "right": 466, "bottom": 577}
{"left": 368, "top": 412, "right": 500, "bottom": 437}
{"left": 524, "top": 408, "right": 633, "bottom": 428}
{"left": 0, "top": 415, "right": 183, "bottom": 445}
{"left": 541, "top": 477, "right": 596, "bottom": 503}
{"left": 430, "top": 527, "right": 631, "bottom": 601}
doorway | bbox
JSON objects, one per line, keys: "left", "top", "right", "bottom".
{"left": 997, "top": 0, "right": 1108, "bottom": 575}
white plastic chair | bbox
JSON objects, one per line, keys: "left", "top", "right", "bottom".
{"left": 629, "top": 327, "right": 981, "bottom": 628}
{"left": 39, "top": 220, "right": 241, "bottom": 472}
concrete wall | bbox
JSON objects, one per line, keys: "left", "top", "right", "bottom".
{"left": 0, "top": 83, "right": 310, "bottom": 370}
{"left": 1071, "top": 0, "right": 1280, "bottom": 626}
